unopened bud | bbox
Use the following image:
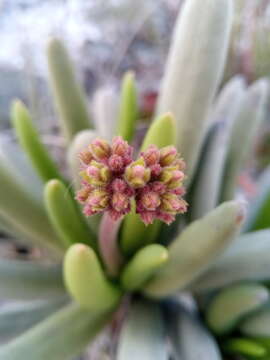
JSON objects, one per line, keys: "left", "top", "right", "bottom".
{"left": 159, "top": 146, "right": 178, "bottom": 166}
{"left": 125, "top": 158, "right": 151, "bottom": 188}
{"left": 86, "top": 161, "right": 111, "bottom": 186}
{"left": 89, "top": 138, "right": 111, "bottom": 161}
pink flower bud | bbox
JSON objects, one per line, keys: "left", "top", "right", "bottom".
{"left": 156, "top": 211, "right": 175, "bottom": 225}
{"left": 78, "top": 149, "right": 93, "bottom": 165}
{"left": 108, "top": 154, "right": 124, "bottom": 172}
{"left": 139, "top": 211, "right": 156, "bottom": 225}
{"left": 141, "top": 145, "right": 160, "bottom": 166}
{"left": 139, "top": 191, "right": 160, "bottom": 211}
{"left": 112, "top": 136, "right": 133, "bottom": 161}
{"left": 159, "top": 146, "right": 178, "bottom": 166}
{"left": 160, "top": 193, "right": 187, "bottom": 214}
{"left": 75, "top": 186, "right": 92, "bottom": 203}
{"left": 111, "top": 192, "right": 130, "bottom": 213}
{"left": 86, "top": 161, "right": 111, "bottom": 186}
{"left": 89, "top": 138, "right": 111, "bottom": 161}
{"left": 87, "top": 189, "right": 110, "bottom": 212}
{"left": 159, "top": 168, "right": 185, "bottom": 189}
{"left": 124, "top": 158, "right": 151, "bottom": 188}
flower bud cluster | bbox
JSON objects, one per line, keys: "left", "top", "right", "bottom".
{"left": 76, "top": 137, "right": 187, "bottom": 224}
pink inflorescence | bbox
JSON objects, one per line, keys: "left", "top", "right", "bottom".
{"left": 76, "top": 136, "right": 188, "bottom": 225}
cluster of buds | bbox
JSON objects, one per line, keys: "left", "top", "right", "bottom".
{"left": 76, "top": 136, "right": 188, "bottom": 225}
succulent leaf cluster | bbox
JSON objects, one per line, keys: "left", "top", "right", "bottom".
{"left": 0, "top": 0, "right": 269, "bottom": 359}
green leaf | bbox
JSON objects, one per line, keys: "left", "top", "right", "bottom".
{"left": 120, "top": 113, "right": 176, "bottom": 256}
{"left": 221, "top": 79, "right": 269, "bottom": 201}
{"left": 117, "top": 72, "right": 138, "bottom": 142}
{"left": 222, "top": 338, "right": 267, "bottom": 358}
{"left": 0, "top": 157, "right": 63, "bottom": 254}
{"left": 206, "top": 283, "right": 269, "bottom": 335}
{"left": 11, "top": 100, "right": 63, "bottom": 183}
{"left": 190, "top": 76, "right": 246, "bottom": 220}
{"left": 0, "top": 298, "right": 67, "bottom": 342}
{"left": 167, "top": 306, "right": 222, "bottom": 360}
{"left": 0, "top": 302, "right": 111, "bottom": 360}
{"left": 157, "top": 0, "right": 233, "bottom": 182}
{"left": 144, "top": 201, "right": 246, "bottom": 298}
{"left": 0, "top": 259, "right": 65, "bottom": 300}
{"left": 244, "top": 166, "right": 270, "bottom": 232}
{"left": 121, "top": 244, "right": 168, "bottom": 291}
{"left": 47, "top": 38, "right": 92, "bottom": 142}
{"left": 116, "top": 300, "right": 167, "bottom": 360}
{"left": 190, "top": 230, "right": 270, "bottom": 292}
{"left": 64, "top": 243, "right": 122, "bottom": 311}
{"left": 240, "top": 307, "right": 270, "bottom": 337}
{"left": 44, "top": 179, "right": 96, "bottom": 249}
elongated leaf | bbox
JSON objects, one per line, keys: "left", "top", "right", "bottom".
{"left": 117, "top": 300, "right": 167, "bottom": 360}
{"left": 206, "top": 283, "right": 269, "bottom": 335}
{"left": 44, "top": 179, "right": 96, "bottom": 249}
{"left": 167, "top": 306, "right": 222, "bottom": 360}
{"left": 190, "top": 77, "right": 246, "bottom": 220}
{"left": 64, "top": 244, "right": 122, "bottom": 311}
{"left": 0, "top": 298, "right": 67, "bottom": 341}
{"left": 11, "top": 100, "right": 63, "bottom": 183}
{"left": 157, "top": 0, "right": 233, "bottom": 182}
{"left": 143, "top": 201, "right": 246, "bottom": 298}
{"left": 0, "top": 302, "right": 110, "bottom": 360}
{"left": 222, "top": 338, "right": 267, "bottom": 358}
{"left": 244, "top": 166, "right": 270, "bottom": 232}
{"left": 47, "top": 38, "right": 92, "bottom": 142}
{"left": 92, "top": 86, "right": 119, "bottom": 140}
{"left": 0, "top": 259, "right": 65, "bottom": 300}
{"left": 221, "top": 79, "right": 269, "bottom": 201}
{"left": 117, "top": 72, "right": 138, "bottom": 142}
{"left": 0, "top": 157, "right": 63, "bottom": 254}
{"left": 121, "top": 244, "right": 168, "bottom": 291}
{"left": 191, "top": 230, "right": 270, "bottom": 292}
{"left": 121, "top": 113, "right": 176, "bottom": 255}
{"left": 240, "top": 307, "right": 270, "bottom": 337}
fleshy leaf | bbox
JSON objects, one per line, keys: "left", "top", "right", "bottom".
{"left": 0, "top": 156, "right": 63, "bottom": 254}
{"left": 156, "top": 0, "right": 233, "bottom": 182}
{"left": 0, "top": 303, "right": 111, "bottom": 360}
{"left": 0, "top": 298, "right": 67, "bottom": 341}
{"left": 240, "top": 307, "right": 270, "bottom": 337}
{"left": 44, "top": 179, "right": 96, "bottom": 249}
{"left": 121, "top": 244, "right": 168, "bottom": 291}
{"left": 0, "top": 260, "right": 65, "bottom": 300}
{"left": 191, "top": 230, "right": 270, "bottom": 292}
{"left": 206, "top": 283, "right": 269, "bottom": 335}
{"left": 117, "top": 71, "right": 138, "bottom": 142}
{"left": 222, "top": 338, "right": 267, "bottom": 358}
{"left": 64, "top": 243, "right": 122, "bottom": 311}
{"left": 116, "top": 300, "right": 167, "bottom": 360}
{"left": 47, "top": 38, "right": 92, "bottom": 142}
{"left": 143, "top": 201, "right": 246, "bottom": 298}
{"left": 190, "top": 76, "right": 246, "bottom": 220}
{"left": 221, "top": 79, "right": 269, "bottom": 201}
{"left": 11, "top": 100, "right": 63, "bottom": 183}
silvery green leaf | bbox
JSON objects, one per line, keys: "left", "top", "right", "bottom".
{"left": 157, "top": 0, "right": 233, "bottom": 182}
{"left": 191, "top": 230, "right": 270, "bottom": 292}
{"left": 206, "top": 283, "right": 269, "bottom": 335}
{"left": 0, "top": 303, "right": 110, "bottom": 360}
{"left": 0, "top": 259, "right": 65, "bottom": 300}
{"left": 143, "top": 201, "right": 245, "bottom": 298}
{"left": 221, "top": 79, "right": 269, "bottom": 201}
{"left": 92, "top": 86, "right": 118, "bottom": 140}
{"left": 239, "top": 306, "right": 270, "bottom": 337}
{"left": 0, "top": 298, "right": 67, "bottom": 342}
{"left": 168, "top": 306, "right": 222, "bottom": 360}
{"left": 47, "top": 38, "right": 92, "bottom": 142}
{"left": 117, "top": 300, "right": 167, "bottom": 360}
{"left": 190, "top": 77, "right": 246, "bottom": 220}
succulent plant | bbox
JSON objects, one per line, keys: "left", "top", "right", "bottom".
{"left": 0, "top": 0, "right": 270, "bottom": 359}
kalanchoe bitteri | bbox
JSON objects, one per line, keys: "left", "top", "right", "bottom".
{"left": 76, "top": 137, "right": 188, "bottom": 224}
